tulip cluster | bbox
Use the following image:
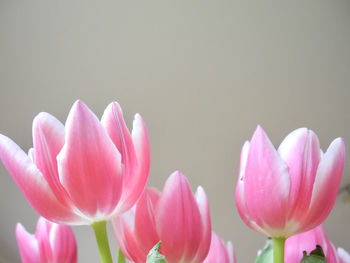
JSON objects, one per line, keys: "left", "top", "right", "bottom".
{"left": 0, "top": 100, "right": 348, "bottom": 263}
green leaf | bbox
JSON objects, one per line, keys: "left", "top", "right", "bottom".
{"left": 117, "top": 248, "right": 126, "bottom": 263}
{"left": 255, "top": 238, "right": 273, "bottom": 263}
{"left": 300, "top": 245, "right": 328, "bottom": 263}
{"left": 146, "top": 241, "right": 167, "bottom": 263}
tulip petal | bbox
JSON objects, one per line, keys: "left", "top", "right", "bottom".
{"left": 302, "top": 138, "right": 345, "bottom": 231}
{"left": 235, "top": 166, "right": 269, "bottom": 236}
{"left": 156, "top": 171, "right": 202, "bottom": 263}
{"left": 33, "top": 113, "right": 73, "bottom": 209}
{"left": 57, "top": 100, "right": 123, "bottom": 219}
{"left": 35, "top": 217, "right": 53, "bottom": 262}
{"left": 226, "top": 241, "right": 236, "bottom": 263}
{"left": 50, "top": 224, "right": 77, "bottom": 263}
{"left": 285, "top": 227, "right": 321, "bottom": 263}
{"left": 113, "top": 209, "right": 146, "bottom": 263}
{"left": 192, "top": 186, "right": 211, "bottom": 262}
{"left": 134, "top": 188, "right": 160, "bottom": 257}
{"left": 28, "top": 148, "right": 34, "bottom": 162}
{"left": 278, "top": 128, "right": 321, "bottom": 220}
{"left": 203, "top": 232, "right": 230, "bottom": 263}
{"left": 102, "top": 103, "right": 150, "bottom": 215}
{"left": 235, "top": 141, "right": 268, "bottom": 234}
{"left": 244, "top": 126, "right": 290, "bottom": 231}
{"left": 326, "top": 242, "right": 339, "bottom": 263}
{"left": 338, "top": 248, "right": 350, "bottom": 263}
{"left": 284, "top": 225, "right": 339, "bottom": 263}
{"left": 0, "top": 135, "right": 81, "bottom": 224}
{"left": 101, "top": 102, "right": 136, "bottom": 171}
{"left": 115, "top": 113, "right": 151, "bottom": 214}
{"left": 16, "top": 223, "right": 41, "bottom": 263}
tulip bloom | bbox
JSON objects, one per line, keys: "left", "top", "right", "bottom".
{"left": 285, "top": 225, "right": 350, "bottom": 263}
{"left": 235, "top": 126, "right": 345, "bottom": 238}
{"left": 0, "top": 100, "right": 150, "bottom": 225}
{"left": 113, "top": 171, "right": 211, "bottom": 263}
{"left": 203, "top": 232, "right": 236, "bottom": 263}
{"left": 16, "top": 217, "right": 77, "bottom": 263}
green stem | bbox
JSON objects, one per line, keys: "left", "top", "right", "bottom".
{"left": 92, "top": 221, "right": 113, "bottom": 263}
{"left": 273, "top": 237, "right": 286, "bottom": 263}
{"left": 117, "top": 248, "right": 126, "bottom": 263}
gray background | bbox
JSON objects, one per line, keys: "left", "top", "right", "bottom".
{"left": 1, "top": 1, "right": 350, "bottom": 262}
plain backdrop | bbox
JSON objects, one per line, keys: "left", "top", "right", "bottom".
{"left": 1, "top": 1, "right": 350, "bottom": 262}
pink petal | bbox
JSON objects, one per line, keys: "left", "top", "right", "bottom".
{"left": 278, "top": 128, "right": 321, "bottom": 220}
{"left": 338, "top": 248, "right": 350, "bottom": 263}
{"left": 285, "top": 227, "right": 321, "bottom": 263}
{"left": 235, "top": 173, "right": 268, "bottom": 236}
{"left": 235, "top": 141, "right": 267, "bottom": 234}
{"left": 113, "top": 209, "right": 146, "bottom": 263}
{"left": 57, "top": 100, "right": 123, "bottom": 219}
{"left": 285, "top": 225, "right": 339, "bottom": 263}
{"left": 101, "top": 102, "right": 137, "bottom": 211}
{"left": 101, "top": 102, "right": 136, "bottom": 172}
{"left": 112, "top": 214, "right": 132, "bottom": 260}
{"left": 192, "top": 186, "right": 212, "bottom": 263}
{"left": 226, "top": 241, "right": 236, "bottom": 263}
{"left": 315, "top": 227, "right": 339, "bottom": 263}
{"left": 33, "top": 113, "right": 71, "bottom": 207}
{"left": 35, "top": 218, "right": 53, "bottom": 262}
{"left": 28, "top": 148, "right": 34, "bottom": 162}
{"left": 203, "top": 232, "right": 230, "bottom": 263}
{"left": 115, "top": 113, "right": 151, "bottom": 214}
{"left": 134, "top": 188, "right": 160, "bottom": 257}
{"left": 50, "top": 224, "right": 77, "bottom": 263}
{"left": 316, "top": 226, "right": 339, "bottom": 263}
{"left": 326, "top": 242, "right": 339, "bottom": 263}
{"left": 238, "top": 141, "right": 250, "bottom": 182}
{"left": 16, "top": 223, "right": 41, "bottom": 263}
{"left": 156, "top": 171, "right": 202, "bottom": 263}
{"left": 244, "top": 126, "right": 290, "bottom": 231}
{"left": 0, "top": 135, "right": 80, "bottom": 224}
{"left": 302, "top": 138, "right": 345, "bottom": 231}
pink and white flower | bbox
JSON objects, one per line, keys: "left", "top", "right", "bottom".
{"left": 16, "top": 217, "right": 77, "bottom": 263}
{"left": 113, "top": 171, "right": 211, "bottom": 263}
{"left": 235, "top": 126, "right": 345, "bottom": 237}
{"left": 0, "top": 100, "right": 150, "bottom": 225}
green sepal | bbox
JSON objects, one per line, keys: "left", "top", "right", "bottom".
{"left": 300, "top": 245, "right": 328, "bottom": 263}
{"left": 255, "top": 238, "right": 273, "bottom": 263}
{"left": 146, "top": 241, "right": 167, "bottom": 263}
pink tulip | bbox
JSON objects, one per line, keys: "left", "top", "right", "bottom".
{"left": 16, "top": 217, "right": 77, "bottom": 263}
{"left": 285, "top": 225, "right": 349, "bottom": 263}
{"left": 236, "top": 126, "right": 345, "bottom": 238}
{"left": 113, "top": 171, "right": 211, "bottom": 263}
{"left": 0, "top": 100, "right": 150, "bottom": 224}
{"left": 203, "top": 232, "right": 236, "bottom": 263}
